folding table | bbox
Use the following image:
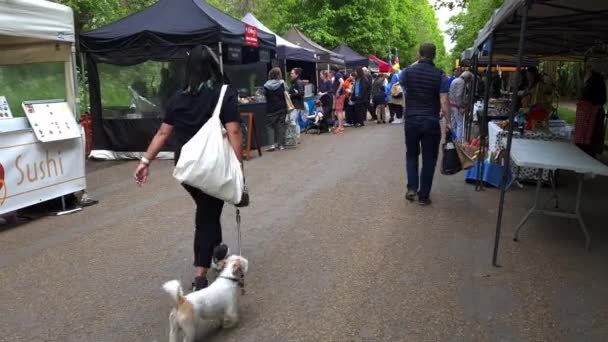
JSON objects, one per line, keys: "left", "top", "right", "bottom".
{"left": 510, "top": 140, "right": 608, "bottom": 250}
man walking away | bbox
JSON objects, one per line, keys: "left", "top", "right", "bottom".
{"left": 448, "top": 71, "right": 473, "bottom": 143}
{"left": 400, "top": 43, "right": 450, "bottom": 206}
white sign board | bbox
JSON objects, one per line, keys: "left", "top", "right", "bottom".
{"left": 0, "top": 96, "right": 12, "bottom": 119}
{"left": 22, "top": 101, "right": 80, "bottom": 142}
{"left": 0, "top": 129, "right": 86, "bottom": 215}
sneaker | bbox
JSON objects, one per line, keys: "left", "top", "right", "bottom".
{"left": 192, "top": 276, "right": 208, "bottom": 292}
{"left": 418, "top": 198, "right": 432, "bottom": 206}
{"left": 377, "top": 120, "right": 382, "bottom": 124}
{"left": 279, "top": 145, "right": 285, "bottom": 151}
{"left": 405, "top": 190, "right": 416, "bottom": 201}
{"left": 335, "top": 128, "right": 345, "bottom": 134}
{"left": 264, "top": 145, "right": 276, "bottom": 152}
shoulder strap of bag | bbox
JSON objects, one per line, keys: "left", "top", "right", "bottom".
{"left": 212, "top": 84, "right": 229, "bottom": 119}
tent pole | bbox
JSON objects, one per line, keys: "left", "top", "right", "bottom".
{"left": 476, "top": 35, "right": 494, "bottom": 192}
{"left": 492, "top": 1, "right": 530, "bottom": 267}
{"left": 284, "top": 59, "right": 287, "bottom": 82}
{"left": 218, "top": 42, "right": 224, "bottom": 75}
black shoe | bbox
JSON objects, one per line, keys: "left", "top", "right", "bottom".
{"left": 405, "top": 190, "right": 416, "bottom": 201}
{"left": 192, "top": 276, "right": 208, "bottom": 292}
{"left": 389, "top": 117, "right": 394, "bottom": 124}
{"left": 418, "top": 198, "right": 432, "bottom": 206}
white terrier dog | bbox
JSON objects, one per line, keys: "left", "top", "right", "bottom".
{"left": 162, "top": 255, "right": 249, "bottom": 342}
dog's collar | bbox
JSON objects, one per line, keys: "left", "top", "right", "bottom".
{"left": 218, "top": 275, "right": 246, "bottom": 295}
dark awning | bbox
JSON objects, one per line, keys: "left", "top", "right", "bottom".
{"left": 473, "top": 0, "right": 608, "bottom": 60}
{"left": 284, "top": 28, "right": 345, "bottom": 66}
{"left": 332, "top": 44, "right": 368, "bottom": 69}
{"left": 80, "top": 0, "right": 276, "bottom": 63}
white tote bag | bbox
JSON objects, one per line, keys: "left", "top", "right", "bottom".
{"left": 173, "top": 85, "right": 244, "bottom": 205}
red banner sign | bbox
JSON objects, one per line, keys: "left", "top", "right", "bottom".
{"left": 244, "top": 24, "right": 258, "bottom": 47}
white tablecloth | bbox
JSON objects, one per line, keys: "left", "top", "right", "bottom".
{"left": 511, "top": 140, "right": 608, "bottom": 176}
{"left": 488, "top": 121, "right": 575, "bottom": 182}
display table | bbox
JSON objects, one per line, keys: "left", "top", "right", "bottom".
{"left": 488, "top": 121, "right": 573, "bottom": 182}
{"left": 0, "top": 118, "right": 86, "bottom": 215}
{"left": 510, "top": 140, "right": 608, "bottom": 250}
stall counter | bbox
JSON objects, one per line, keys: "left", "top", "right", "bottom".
{"left": 0, "top": 118, "right": 86, "bottom": 215}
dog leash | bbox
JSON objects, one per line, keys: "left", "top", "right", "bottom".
{"left": 236, "top": 208, "right": 242, "bottom": 256}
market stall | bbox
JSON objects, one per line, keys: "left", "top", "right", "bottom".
{"left": 368, "top": 55, "right": 392, "bottom": 73}
{"left": 80, "top": 0, "right": 276, "bottom": 158}
{"left": 0, "top": 0, "right": 86, "bottom": 215}
{"left": 333, "top": 45, "right": 369, "bottom": 71}
{"left": 284, "top": 28, "right": 346, "bottom": 72}
{"left": 467, "top": 0, "right": 608, "bottom": 265}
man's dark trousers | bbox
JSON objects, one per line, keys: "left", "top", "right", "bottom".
{"left": 405, "top": 116, "right": 442, "bottom": 200}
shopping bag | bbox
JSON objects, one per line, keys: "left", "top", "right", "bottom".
{"left": 441, "top": 129, "right": 463, "bottom": 175}
{"left": 284, "top": 110, "right": 298, "bottom": 147}
{"left": 454, "top": 141, "right": 475, "bottom": 170}
{"left": 173, "top": 85, "right": 244, "bottom": 205}
{"left": 284, "top": 91, "right": 295, "bottom": 112}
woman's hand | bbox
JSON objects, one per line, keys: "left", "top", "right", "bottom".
{"left": 134, "top": 162, "right": 149, "bottom": 186}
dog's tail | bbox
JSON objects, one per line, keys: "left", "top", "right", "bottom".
{"left": 162, "top": 280, "right": 185, "bottom": 307}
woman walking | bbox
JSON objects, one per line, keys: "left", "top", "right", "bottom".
{"left": 289, "top": 68, "right": 306, "bottom": 141}
{"left": 330, "top": 65, "right": 345, "bottom": 134}
{"left": 352, "top": 67, "right": 370, "bottom": 127}
{"left": 133, "top": 45, "right": 246, "bottom": 292}
{"left": 264, "top": 67, "right": 288, "bottom": 151}
{"left": 372, "top": 73, "right": 388, "bottom": 124}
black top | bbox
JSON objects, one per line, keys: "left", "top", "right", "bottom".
{"left": 319, "top": 80, "right": 333, "bottom": 94}
{"left": 265, "top": 83, "right": 287, "bottom": 115}
{"left": 581, "top": 72, "right": 607, "bottom": 106}
{"left": 332, "top": 72, "right": 344, "bottom": 96}
{"left": 400, "top": 59, "right": 449, "bottom": 119}
{"left": 289, "top": 78, "right": 306, "bottom": 110}
{"left": 163, "top": 83, "right": 240, "bottom": 162}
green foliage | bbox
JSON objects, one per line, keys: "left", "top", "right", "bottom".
{"left": 447, "top": 0, "right": 503, "bottom": 62}
{"left": 0, "top": 64, "right": 66, "bottom": 117}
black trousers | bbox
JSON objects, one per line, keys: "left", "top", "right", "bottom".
{"left": 367, "top": 99, "right": 376, "bottom": 120}
{"left": 389, "top": 103, "right": 404, "bottom": 119}
{"left": 183, "top": 184, "right": 225, "bottom": 268}
{"left": 354, "top": 103, "right": 367, "bottom": 125}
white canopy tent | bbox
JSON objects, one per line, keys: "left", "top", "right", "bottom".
{"left": 0, "top": 0, "right": 78, "bottom": 114}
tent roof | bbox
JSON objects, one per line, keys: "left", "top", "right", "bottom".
{"left": 0, "top": 0, "right": 74, "bottom": 44}
{"left": 284, "top": 28, "right": 345, "bottom": 66}
{"left": 80, "top": 0, "right": 275, "bottom": 61}
{"left": 460, "top": 48, "right": 538, "bottom": 67}
{"left": 368, "top": 55, "right": 392, "bottom": 73}
{"left": 473, "top": 0, "right": 608, "bottom": 60}
{"left": 242, "top": 13, "right": 318, "bottom": 63}
{"left": 333, "top": 44, "right": 368, "bottom": 68}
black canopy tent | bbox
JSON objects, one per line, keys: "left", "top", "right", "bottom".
{"left": 284, "top": 28, "right": 345, "bottom": 68}
{"left": 460, "top": 48, "right": 539, "bottom": 68}
{"left": 468, "top": 0, "right": 608, "bottom": 266}
{"left": 242, "top": 13, "right": 318, "bottom": 63}
{"left": 241, "top": 13, "right": 318, "bottom": 87}
{"left": 333, "top": 44, "right": 368, "bottom": 70}
{"left": 80, "top": 0, "right": 276, "bottom": 155}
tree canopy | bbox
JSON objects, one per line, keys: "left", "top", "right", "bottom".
{"left": 56, "top": 0, "right": 452, "bottom": 71}
{"left": 446, "top": 0, "right": 504, "bottom": 61}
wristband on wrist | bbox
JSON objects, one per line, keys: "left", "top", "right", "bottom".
{"left": 141, "top": 156, "right": 151, "bottom": 165}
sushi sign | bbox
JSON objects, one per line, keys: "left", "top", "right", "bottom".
{"left": 244, "top": 24, "right": 258, "bottom": 47}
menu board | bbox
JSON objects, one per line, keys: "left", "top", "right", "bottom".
{"left": 21, "top": 101, "right": 80, "bottom": 142}
{"left": 0, "top": 96, "right": 12, "bottom": 119}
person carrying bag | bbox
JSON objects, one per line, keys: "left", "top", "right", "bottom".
{"left": 134, "top": 45, "right": 248, "bottom": 293}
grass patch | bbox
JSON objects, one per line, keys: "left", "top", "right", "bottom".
{"left": 557, "top": 106, "right": 576, "bottom": 125}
